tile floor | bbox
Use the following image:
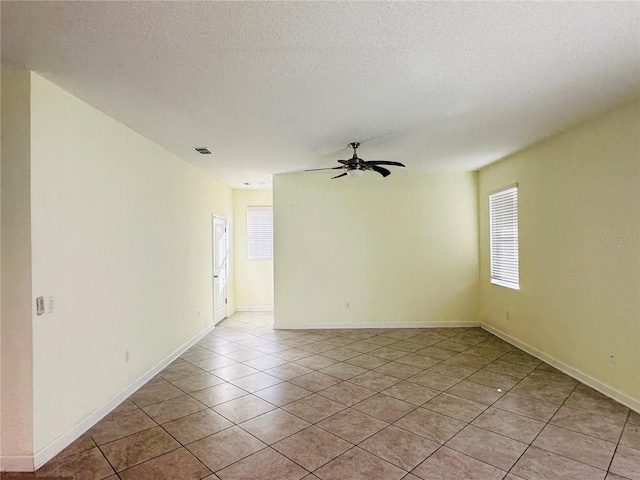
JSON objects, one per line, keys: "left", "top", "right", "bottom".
{"left": 3, "top": 312, "right": 639, "bottom": 480}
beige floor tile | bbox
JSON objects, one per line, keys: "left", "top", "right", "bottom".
{"left": 466, "top": 370, "right": 520, "bottom": 390}
{"left": 628, "top": 411, "right": 640, "bottom": 425}
{"left": 216, "top": 447, "right": 308, "bottom": 480}
{"left": 414, "top": 346, "right": 457, "bottom": 360}
{"left": 446, "top": 380, "right": 504, "bottom": 405}
{"left": 472, "top": 406, "right": 545, "bottom": 443}
{"left": 620, "top": 423, "right": 640, "bottom": 450}
{"left": 275, "top": 348, "right": 314, "bottom": 362}
{"left": 411, "top": 446, "right": 506, "bottom": 480}
{"left": 493, "top": 392, "right": 559, "bottom": 422}
{"left": 446, "top": 424, "right": 528, "bottom": 470}
{"left": 483, "top": 360, "right": 537, "bottom": 378}
{"left": 564, "top": 387, "right": 630, "bottom": 421}
{"left": 243, "top": 354, "right": 289, "bottom": 369}
{"left": 532, "top": 424, "right": 616, "bottom": 470}
{"left": 317, "top": 408, "right": 387, "bottom": 443}
{"left": 170, "top": 372, "right": 225, "bottom": 393}
{"left": 550, "top": 406, "right": 626, "bottom": 443}
{"left": 381, "top": 381, "right": 439, "bottom": 405}
{"left": 273, "top": 426, "right": 351, "bottom": 471}
{"left": 118, "top": 447, "right": 211, "bottom": 480}
{"left": 161, "top": 408, "right": 233, "bottom": 444}
{"left": 130, "top": 382, "right": 185, "bottom": 408}
{"left": 191, "top": 383, "right": 248, "bottom": 407}
{"left": 253, "top": 381, "right": 312, "bottom": 406}
{"left": 511, "top": 447, "right": 606, "bottom": 480}
{"left": 353, "top": 393, "right": 416, "bottom": 423}
{"left": 319, "top": 362, "right": 368, "bottom": 380}
{"left": 289, "top": 371, "right": 341, "bottom": 392}
{"left": 605, "top": 472, "right": 633, "bottom": 480}
{"left": 34, "top": 447, "right": 115, "bottom": 480}
{"left": 447, "top": 353, "right": 493, "bottom": 369}
{"left": 345, "top": 354, "right": 390, "bottom": 369}
{"left": 395, "top": 354, "right": 441, "bottom": 370}
{"left": 424, "top": 392, "right": 487, "bottom": 422}
{"left": 431, "top": 339, "right": 470, "bottom": 352}
{"left": 265, "top": 363, "right": 314, "bottom": 380}
{"left": 369, "top": 346, "right": 410, "bottom": 361}
{"left": 213, "top": 394, "right": 277, "bottom": 423}
{"left": 187, "top": 426, "right": 266, "bottom": 471}
{"left": 211, "top": 364, "right": 260, "bottom": 381}
{"left": 394, "top": 408, "right": 466, "bottom": 444}
{"left": 110, "top": 399, "right": 139, "bottom": 417}
{"left": 315, "top": 447, "right": 406, "bottom": 480}
{"left": 373, "top": 361, "right": 423, "bottom": 380}
{"left": 89, "top": 409, "right": 156, "bottom": 445}
{"left": 294, "top": 354, "right": 339, "bottom": 370}
{"left": 349, "top": 371, "right": 401, "bottom": 391}
{"left": 283, "top": 394, "right": 346, "bottom": 423}
{"left": 428, "top": 362, "right": 479, "bottom": 379}
{"left": 160, "top": 363, "right": 206, "bottom": 382}
{"left": 229, "top": 372, "right": 283, "bottom": 392}
{"left": 100, "top": 426, "right": 179, "bottom": 471}
{"left": 56, "top": 433, "right": 96, "bottom": 460}
{"left": 499, "top": 351, "right": 542, "bottom": 367}
{"left": 609, "top": 445, "right": 640, "bottom": 480}
{"left": 318, "top": 381, "right": 376, "bottom": 406}
{"left": 142, "top": 394, "right": 206, "bottom": 424}
{"left": 407, "top": 370, "right": 461, "bottom": 391}
{"left": 510, "top": 376, "right": 575, "bottom": 405}
{"left": 191, "top": 355, "right": 238, "bottom": 371}
{"left": 239, "top": 408, "right": 310, "bottom": 444}
{"left": 359, "top": 425, "right": 439, "bottom": 471}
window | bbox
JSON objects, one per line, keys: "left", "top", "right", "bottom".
{"left": 247, "top": 207, "right": 273, "bottom": 260}
{"left": 489, "top": 185, "right": 519, "bottom": 290}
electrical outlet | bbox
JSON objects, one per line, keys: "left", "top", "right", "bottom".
{"left": 125, "top": 350, "right": 130, "bottom": 363}
{"left": 609, "top": 352, "right": 616, "bottom": 364}
{"left": 345, "top": 302, "right": 350, "bottom": 309}
{"left": 197, "top": 309, "right": 201, "bottom": 318}
{"left": 506, "top": 311, "right": 510, "bottom": 320}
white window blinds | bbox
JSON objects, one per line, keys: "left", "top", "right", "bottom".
{"left": 247, "top": 207, "right": 273, "bottom": 260}
{"left": 489, "top": 186, "right": 520, "bottom": 290}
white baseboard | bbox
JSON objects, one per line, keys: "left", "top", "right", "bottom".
{"left": 235, "top": 306, "right": 274, "bottom": 312}
{"left": 481, "top": 322, "right": 640, "bottom": 414}
{"left": 1, "top": 323, "right": 215, "bottom": 472}
{"left": 274, "top": 321, "right": 480, "bottom": 330}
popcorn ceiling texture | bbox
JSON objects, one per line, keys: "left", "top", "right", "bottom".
{"left": 2, "top": 1, "right": 638, "bottom": 187}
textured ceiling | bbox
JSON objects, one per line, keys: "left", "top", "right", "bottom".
{"left": 2, "top": 1, "right": 639, "bottom": 188}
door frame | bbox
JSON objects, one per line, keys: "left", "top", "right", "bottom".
{"left": 213, "top": 215, "right": 229, "bottom": 325}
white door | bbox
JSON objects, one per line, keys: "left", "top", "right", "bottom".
{"left": 213, "top": 216, "right": 228, "bottom": 324}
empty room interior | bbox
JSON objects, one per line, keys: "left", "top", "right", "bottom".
{"left": 1, "top": 2, "right": 639, "bottom": 480}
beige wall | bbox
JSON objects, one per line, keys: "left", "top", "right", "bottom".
{"left": 27, "top": 73, "right": 234, "bottom": 453}
{"left": 479, "top": 101, "right": 640, "bottom": 404}
{"left": 273, "top": 171, "right": 479, "bottom": 328}
{"left": 233, "top": 189, "right": 273, "bottom": 309}
{"left": 1, "top": 70, "right": 34, "bottom": 461}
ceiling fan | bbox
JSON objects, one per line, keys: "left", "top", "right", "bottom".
{"left": 306, "top": 142, "right": 405, "bottom": 179}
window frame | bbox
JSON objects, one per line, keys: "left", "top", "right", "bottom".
{"left": 489, "top": 184, "right": 520, "bottom": 290}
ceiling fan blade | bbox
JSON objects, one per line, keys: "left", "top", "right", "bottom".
{"left": 331, "top": 172, "right": 348, "bottom": 179}
{"left": 337, "top": 159, "right": 349, "bottom": 164}
{"left": 305, "top": 166, "right": 343, "bottom": 172}
{"left": 371, "top": 166, "right": 392, "bottom": 177}
{"left": 363, "top": 160, "right": 406, "bottom": 167}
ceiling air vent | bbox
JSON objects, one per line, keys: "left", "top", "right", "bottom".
{"left": 195, "top": 147, "right": 212, "bottom": 155}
